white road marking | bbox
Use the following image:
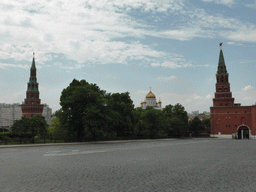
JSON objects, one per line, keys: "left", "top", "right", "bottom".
{"left": 43, "top": 140, "right": 215, "bottom": 157}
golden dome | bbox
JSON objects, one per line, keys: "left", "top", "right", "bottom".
{"left": 146, "top": 91, "right": 156, "bottom": 98}
{"left": 158, "top": 100, "right": 162, "bottom": 103}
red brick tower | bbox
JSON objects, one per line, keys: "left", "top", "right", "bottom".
{"left": 210, "top": 44, "right": 256, "bottom": 138}
{"left": 21, "top": 53, "right": 44, "bottom": 118}
{"left": 213, "top": 43, "right": 235, "bottom": 107}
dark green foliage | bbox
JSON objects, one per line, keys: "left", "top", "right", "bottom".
{"left": 11, "top": 115, "right": 48, "bottom": 143}
{"left": 106, "top": 92, "right": 134, "bottom": 137}
{"left": 60, "top": 79, "right": 107, "bottom": 141}
{"left": 59, "top": 79, "right": 135, "bottom": 141}
{"left": 189, "top": 116, "right": 205, "bottom": 136}
{"left": 134, "top": 107, "right": 169, "bottom": 138}
{"left": 202, "top": 118, "right": 211, "bottom": 128}
{"left": 163, "top": 103, "right": 189, "bottom": 137}
{"left": 49, "top": 117, "right": 66, "bottom": 140}
{"left": 58, "top": 79, "right": 190, "bottom": 141}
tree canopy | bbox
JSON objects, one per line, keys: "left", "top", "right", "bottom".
{"left": 56, "top": 79, "right": 191, "bottom": 141}
{"left": 11, "top": 115, "right": 48, "bottom": 143}
{"left": 189, "top": 116, "right": 205, "bottom": 136}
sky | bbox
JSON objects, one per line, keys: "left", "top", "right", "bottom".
{"left": 0, "top": 0, "right": 255, "bottom": 114}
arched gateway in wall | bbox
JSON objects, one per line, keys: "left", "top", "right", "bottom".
{"left": 237, "top": 125, "right": 250, "bottom": 139}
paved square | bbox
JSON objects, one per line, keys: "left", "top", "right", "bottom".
{"left": 1, "top": 139, "right": 256, "bottom": 191}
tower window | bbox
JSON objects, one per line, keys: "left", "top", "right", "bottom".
{"left": 219, "top": 88, "right": 222, "bottom": 92}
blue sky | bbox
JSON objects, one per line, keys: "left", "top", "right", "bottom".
{"left": 0, "top": 0, "right": 255, "bottom": 113}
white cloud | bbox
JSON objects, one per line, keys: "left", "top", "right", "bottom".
{"left": 244, "top": 97, "right": 253, "bottom": 101}
{"left": 205, "top": 94, "right": 212, "bottom": 100}
{"left": 0, "top": 0, "right": 186, "bottom": 66}
{"left": 242, "top": 85, "right": 254, "bottom": 91}
{"left": 202, "top": 0, "right": 235, "bottom": 6}
{"left": 156, "top": 27, "right": 210, "bottom": 41}
{"left": 233, "top": 85, "right": 255, "bottom": 105}
{"left": 151, "top": 61, "right": 209, "bottom": 69}
{"left": 0, "top": 0, "right": 255, "bottom": 70}
{"left": 157, "top": 76, "right": 177, "bottom": 81}
{"left": 223, "top": 26, "right": 256, "bottom": 42}
{"left": 193, "top": 93, "right": 203, "bottom": 100}
{"left": 12, "top": 92, "right": 23, "bottom": 98}
{"left": 0, "top": 63, "right": 29, "bottom": 69}
{"left": 227, "top": 41, "right": 235, "bottom": 45}
{"left": 151, "top": 61, "right": 188, "bottom": 69}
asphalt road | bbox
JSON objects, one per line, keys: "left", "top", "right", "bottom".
{"left": 1, "top": 138, "right": 256, "bottom": 192}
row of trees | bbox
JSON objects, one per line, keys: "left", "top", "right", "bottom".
{"left": 50, "top": 79, "right": 209, "bottom": 142}
{"left": 9, "top": 79, "right": 210, "bottom": 143}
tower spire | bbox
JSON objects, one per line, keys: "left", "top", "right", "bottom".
{"left": 217, "top": 42, "right": 227, "bottom": 75}
{"left": 31, "top": 52, "right": 36, "bottom": 69}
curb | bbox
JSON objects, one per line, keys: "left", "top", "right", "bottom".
{"left": 0, "top": 138, "right": 177, "bottom": 148}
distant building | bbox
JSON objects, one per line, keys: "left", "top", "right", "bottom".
{"left": 210, "top": 44, "right": 256, "bottom": 139}
{"left": 191, "top": 111, "right": 199, "bottom": 117}
{"left": 0, "top": 103, "right": 22, "bottom": 129}
{"left": 141, "top": 89, "right": 162, "bottom": 110}
{"left": 42, "top": 104, "right": 52, "bottom": 126}
{"left": 0, "top": 103, "right": 52, "bottom": 130}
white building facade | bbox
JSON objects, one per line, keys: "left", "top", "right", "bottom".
{"left": 0, "top": 103, "right": 52, "bottom": 130}
{"left": 0, "top": 103, "right": 22, "bottom": 129}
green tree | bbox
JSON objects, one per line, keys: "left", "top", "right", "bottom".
{"left": 31, "top": 115, "right": 48, "bottom": 143}
{"left": 189, "top": 116, "right": 205, "bottom": 136}
{"left": 202, "top": 118, "right": 211, "bottom": 128}
{"left": 60, "top": 79, "right": 107, "bottom": 141}
{"left": 169, "top": 116, "right": 186, "bottom": 137}
{"left": 138, "top": 107, "right": 167, "bottom": 138}
{"left": 11, "top": 115, "right": 48, "bottom": 143}
{"left": 11, "top": 117, "right": 31, "bottom": 143}
{"left": 163, "top": 103, "right": 189, "bottom": 137}
{"left": 133, "top": 107, "right": 144, "bottom": 137}
{"left": 106, "top": 92, "right": 135, "bottom": 137}
{"left": 49, "top": 117, "right": 67, "bottom": 140}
